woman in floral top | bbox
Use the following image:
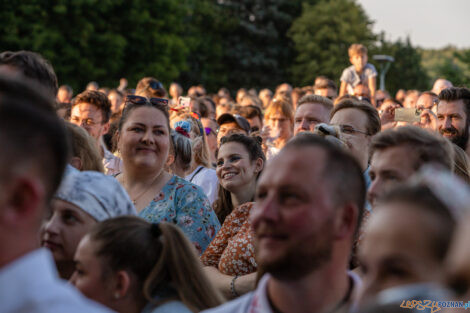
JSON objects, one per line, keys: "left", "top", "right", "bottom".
{"left": 202, "top": 134, "right": 265, "bottom": 298}
{"left": 116, "top": 95, "right": 220, "bottom": 254}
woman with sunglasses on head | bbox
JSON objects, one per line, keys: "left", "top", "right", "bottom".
{"left": 170, "top": 112, "right": 219, "bottom": 205}
{"left": 71, "top": 216, "right": 224, "bottom": 313}
{"left": 201, "top": 134, "right": 265, "bottom": 299}
{"left": 115, "top": 96, "right": 220, "bottom": 255}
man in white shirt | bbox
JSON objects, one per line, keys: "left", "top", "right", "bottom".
{"left": 0, "top": 74, "right": 110, "bottom": 312}
{"left": 204, "top": 133, "right": 366, "bottom": 313}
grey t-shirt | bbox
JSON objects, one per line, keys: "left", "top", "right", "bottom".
{"left": 340, "top": 63, "right": 377, "bottom": 94}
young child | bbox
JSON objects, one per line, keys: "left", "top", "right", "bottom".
{"left": 339, "top": 44, "right": 377, "bottom": 106}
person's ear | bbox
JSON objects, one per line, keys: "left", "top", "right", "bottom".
{"left": 166, "top": 153, "right": 175, "bottom": 167}
{"left": 333, "top": 204, "right": 358, "bottom": 240}
{"left": 102, "top": 122, "right": 110, "bottom": 136}
{"left": 112, "top": 270, "right": 132, "bottom": 300}
{"left": 254, "top": 158, "right": 264, "bottom": 174}
{"left": 0, "top": 175, "right": 45, "bottom": 225}
{"left": 70, "top": 157, "right": 83, "bottom": 171}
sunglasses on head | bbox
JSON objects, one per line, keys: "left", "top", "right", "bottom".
{"left": 125, "top": 95, "right": 169, "bottom": 108}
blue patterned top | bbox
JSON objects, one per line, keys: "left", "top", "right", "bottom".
{"left": 139, "top": 175, "right": 220, "bottom": 255}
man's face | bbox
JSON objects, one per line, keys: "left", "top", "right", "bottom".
{"left": 294, "top": 103, "right": 330, "bottom": 135}
{"left": 70, "top": 102, "right": 109, "bottom": 142}
{"left": 403, "top": 93, "right": 419, "bottom": 108}
{"left": 57, "top": 89, "right": 71, "bottom": 103}
{"left": 251, "top": 147, "right": 336, "bottom": 280}
{"left": 217, "top": 122, "right": 246, "bottom": 144}
{"left": 108, "top": 93, "right": 123, "bottom": 114}
{"left": 437, "top": 99, "right": 469, "bottom": 149}
{"left": 247, "top": 116, "right": 263, "bottom": 133}
{"left": 416, "top": 94, "right": 437, "bottom": 111}
{"left": 368, "top": 146, "right": 417, "bottom": 207}
{"left": 353, "top": 85, "right": 370, "bottom": 99}
{"left": 350, "top": 54, "right": 367, "bottom": 72}
{"left": 330, "top": 108, "right": 370, "bottom": 170}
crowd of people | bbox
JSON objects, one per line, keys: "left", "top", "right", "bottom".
{"left": 1, "top": 44, "right": 470, "bottom": 313}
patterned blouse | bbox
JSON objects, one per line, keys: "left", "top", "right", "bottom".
{"left": 201, "top": 202, "right": 257, "bottom": 276}
{"left": 139, "top": 175, "right": 220, "bottom": 255}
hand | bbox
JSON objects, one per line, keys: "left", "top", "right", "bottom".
{"left": 414, "top": 109, "right": 438, "bottom": 131}
{"left": 379, "top": 102, "right": 399, "bottom": 126}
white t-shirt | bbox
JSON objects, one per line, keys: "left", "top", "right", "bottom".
{"left": 185, "top": 166, "right": 219, "bottom": 205}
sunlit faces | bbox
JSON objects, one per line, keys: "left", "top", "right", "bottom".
{"left": 117, "top": 106, "right": 170, "bottom": 171}
{"left": 251, "top": 147, "right": 336, "bottom": 280}
{"left": 358, "top": 203, "right": 443, "bottom": 302}
{"left": 70, "top": 235, "right": 115, "bottom": 309}
{"left": 437, "top": 99, "right": 469, "bottom": 149}
{"left": 265, "top": 111, "right": 292, "bottom": 139}
{"left": 41, "top": 199, "right": 97, "bottom": 263}
{"left": 217, "top": 122, "right": 246, "bottom": 144}
{"left": 314, "top": 88, "right": 336, "bottom": 101}
{"left": 350, "top": 54, "right": 367, "bottom": 73}
{"left": 330, "top": 108, "right": 370, "bottom": 170}
{"left": 294, "top": 103, "right": 330, "bottom": 135}
{"left": 216, "top": 142, "right": 262, "bottom": 193}
{"left": 70, "top": 102, "right": 109, "bottom": 141}
{"left": 368, "top": 146, "right": 417, "bottom": 207}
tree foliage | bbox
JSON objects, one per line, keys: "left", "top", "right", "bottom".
{"left": 288, "top": 0, "right": 375, "bottom": 86}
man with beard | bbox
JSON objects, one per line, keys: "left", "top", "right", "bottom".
{"left": 204, "top": 133, "right": 366, "bottom": 313}
{"left": 437, "top": 87, "right": 470, "bottom": 155}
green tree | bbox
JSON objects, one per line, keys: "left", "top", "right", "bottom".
{"left": 288, "top": 0, "right": 375, "bottom": 86}
{"left": 0, "top": 0, "right": 188, "bottom": 91}
{"left": 370, "top": 35, "right": 429, "bottom": 94}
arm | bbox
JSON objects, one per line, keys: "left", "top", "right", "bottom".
{"left": 204, "top": 267, "right": 257, "bottom": 299}
{"left": 339, "top": 81, "right": 347, "bottom": 97}
{"left": 368, "top": 76, "right": 377, "bottom": 107}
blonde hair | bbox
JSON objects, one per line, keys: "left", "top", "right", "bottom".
{"left": 348, "top": 43, "right": 367, "bottom": 58}
{"left": 65, "top": 122, "right": 104, "bottom": 172}
{"left": 171, "top": 112, "right": 211, "bottom": 168}
{"left": 264, "top": 98, "right": 294, "bottom": 126}
{"left": 452, "top": 144, "right": 470, "bottom": 184}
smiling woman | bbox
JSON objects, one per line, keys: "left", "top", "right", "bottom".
{"left": 115, "top": 96, "right": 220, "bottom": 255}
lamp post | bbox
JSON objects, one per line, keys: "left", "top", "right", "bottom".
{"left": 372, "top": 55, "right": 394, "bottom": 91}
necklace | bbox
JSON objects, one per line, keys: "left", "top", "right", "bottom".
{"left": 125, "top": 174, "right": 162, "bottom": 205}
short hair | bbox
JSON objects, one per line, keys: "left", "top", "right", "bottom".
{"left": 348, "top": 44, "right": 368, "bottom": 58}
{"left": 283, "top": 133, "right": 366, "bottom": 233}
{"left": 297, "top": 94, "right": 333, "bottom": 111}
{"left": 237, "top": 104, "right": 263, "bottom": 121}
{"left": 0, "top": 74, "right": 69, "bottom": 200}
{"left": 438, "top": 87, "right": 470, "bottom": 119}
{"left": 265, "top": 98, "right": 294, "bottom": 125}
{"left": 65, "top": 122, "right": 104, "bottom": 172}
{"left": 370, "top": 126, "right": 453, "bottom": 171}
{"left": 58, "top": 84, "right": 73, "bottom": 95}
{"left": 314, "top": 78, "right": 338, "bottom": 92}
{"left": 240, "top": 94, "right": 262, "bottom": 108}
{"left": 0, "top": 50, "right": 58, "bottom": 97}
{"left": 72, "top": 90, "right": 112, "bottom": 124}
{"left": 379, "top": 184, "right": 455, "bottom": 260}
{"left": 135, "top": 77, "right": 167, "bottom": 98}
{"left": 331, "top": 99, "right": 381, "bottom": 136}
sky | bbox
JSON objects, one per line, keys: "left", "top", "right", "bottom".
{"left": 356, "top": 0, "right": 470, "bottom": 49}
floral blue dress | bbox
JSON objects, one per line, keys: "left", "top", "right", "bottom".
{"left": 139, "top": 175, "right": 220, "bottom": 255}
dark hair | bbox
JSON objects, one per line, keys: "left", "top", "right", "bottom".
{"left": 378, "top": 184, "right": 455, "bottom": 260}
{"left": 89, "top": 217, "right": 223, "bottom": 312}
{"left": 213, "top": 134, "right": 265, "bottom": 223}
{"left": 72, "top": 90, "right": 112, "bottom": 124}
{"left": 136, "top": 77, "right": 167, "bottom": 98}
{"left": 438, "top": 87, "right": 470, "bottom": 119}
{"left": 0, "top": 50, "right": 58, "bottom": 97}
{"left": 331, "top": 99, "right": 381, "bottom": 136}
{"left": 117, "top": 97, "right": 170, "bottom": 135}
{"left": 0, "top": 74, "right": 69, "bottom": 200}
{"left": 237, "top": 104, "right": 263, "bottom": 121}
{"left": 283, "top": 132, "right": 366, "bottom": 234}
{"left": 370, "top": 126, "right": 453, "bottom": 172}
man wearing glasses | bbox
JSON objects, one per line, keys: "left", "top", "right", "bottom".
{"left": 70, "top": 90, "right": 122, "bottom": 175}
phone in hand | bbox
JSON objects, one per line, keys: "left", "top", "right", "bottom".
{"left": 394, "top": 108, "right": 422, "bottom": 123}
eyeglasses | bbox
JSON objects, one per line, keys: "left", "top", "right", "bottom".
{"left": 71, "top": 117, "right": 101, "bottom": 127}
{"left": 339, "top": 125, "right": 369, "bottom": 136}
{"left": 125, "top": 95, "right": 169, "bottom": 108}
{"left": 205, "top": 127, "right": 216, "bottom": 136}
